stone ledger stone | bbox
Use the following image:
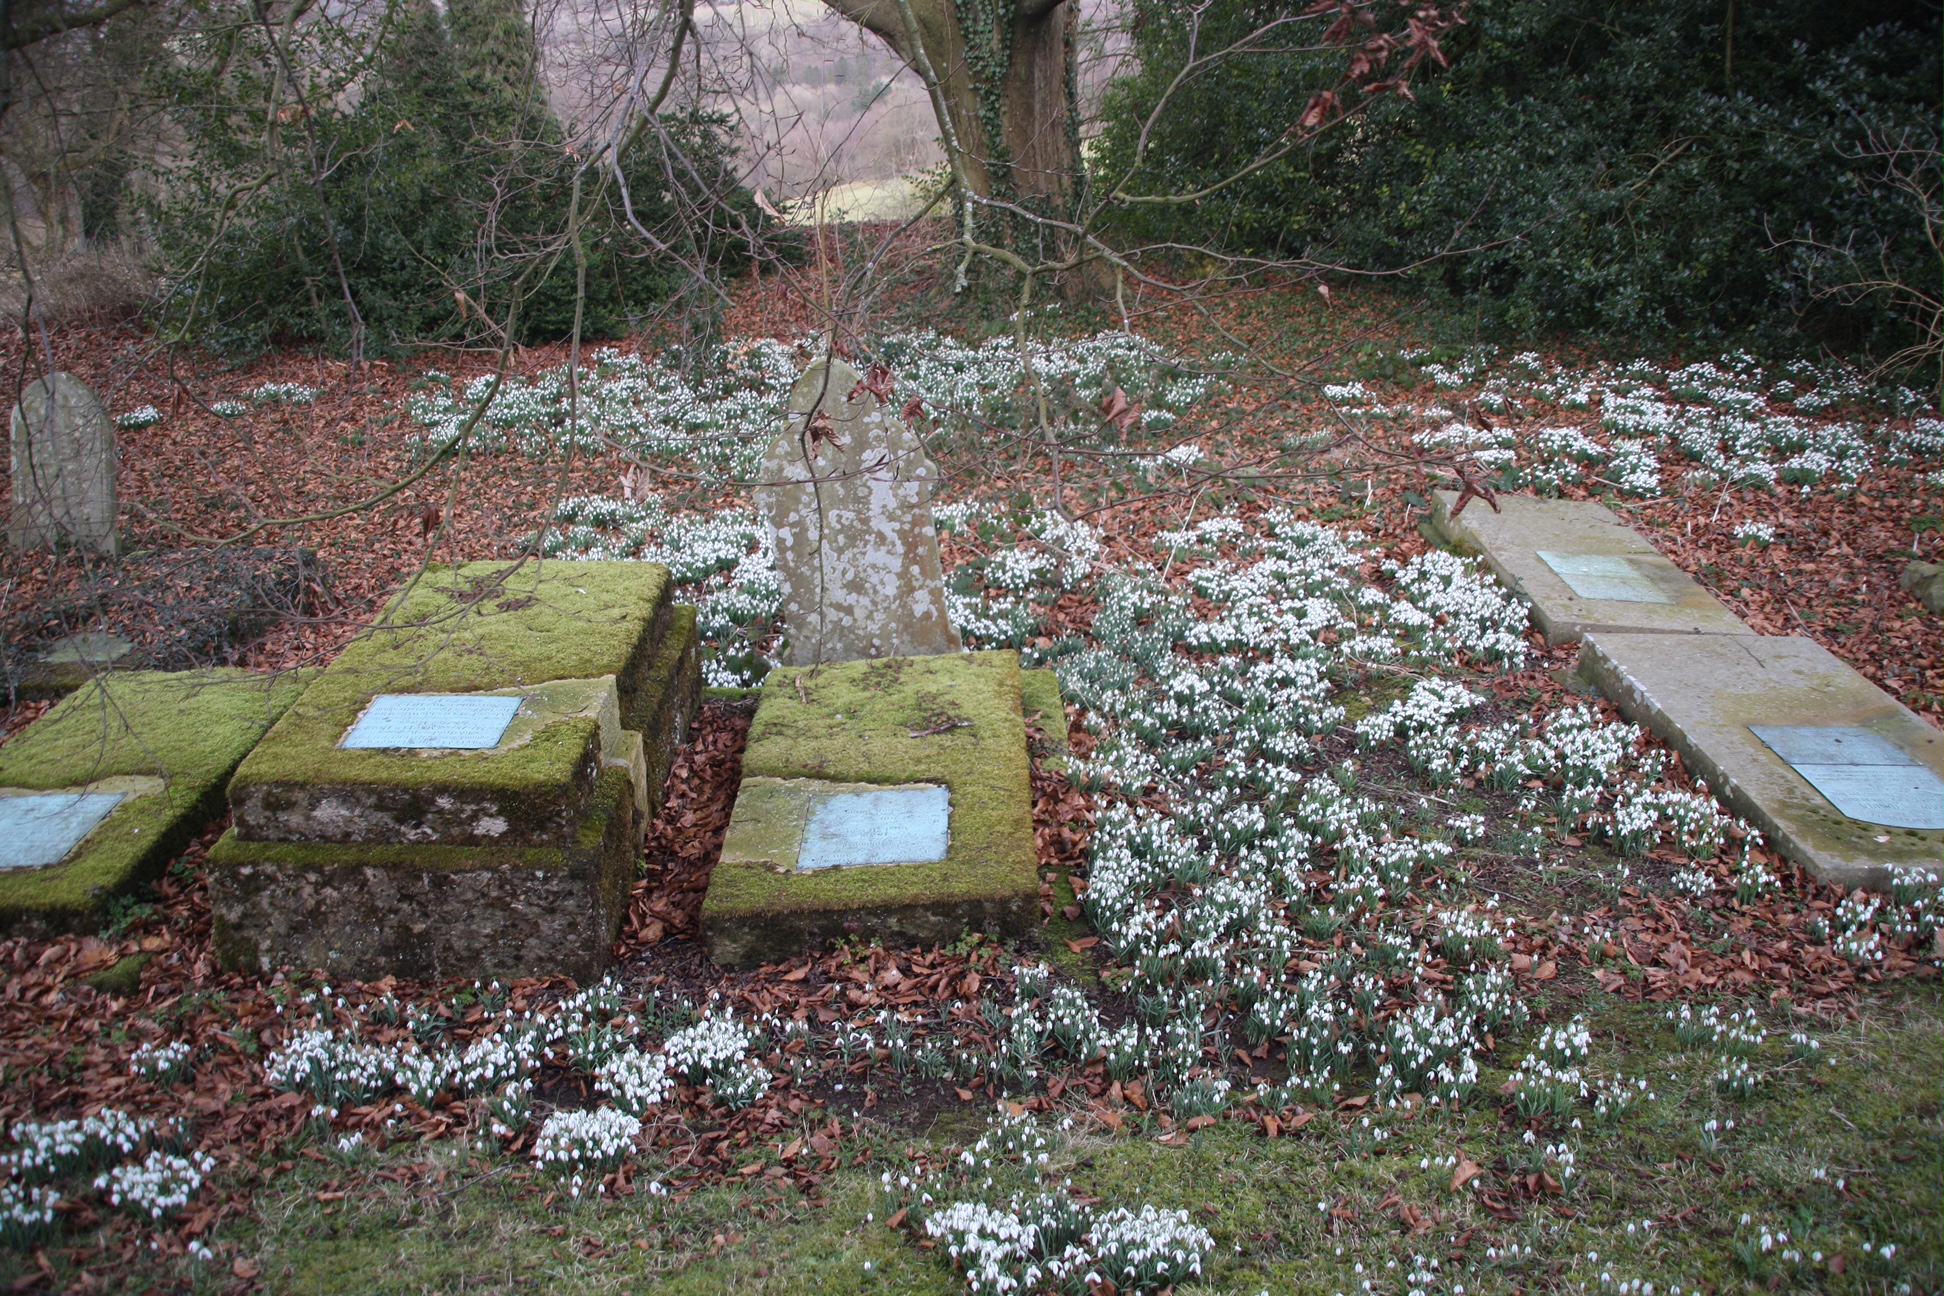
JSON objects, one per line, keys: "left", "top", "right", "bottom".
{"left": 10, "top": 373, "right": 117, "bottom": 555}
{"left": 757, "top": 357, "right": 962, "bottom": 665}
{"left": 1576, "top": 632, "right": 1941, "bottom": 889}
{"left": 208, "top": 560, "right": 701, "bottom": 981}
{"left": 701, "top": 650, "right": 1038, "bottom": 967}
{"left": 1431, "top": 490, "right": 1748, "bottom": 643}
{"left": 0, "top": 670, "right": 306, "bottom": 936}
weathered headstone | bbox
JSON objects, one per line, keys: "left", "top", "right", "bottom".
{"left": 757, "top": 357, "right": 961, "bottom": 665}
{"left": 9, "top": 373, "right": 117, "bottom": 555}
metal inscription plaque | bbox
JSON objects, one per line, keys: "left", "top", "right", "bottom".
{"left": 340, "top": 694, "right": 523, "bottom": 750}
{"left": 1536, "top": 551, "right": 1671, "bottom": 604}
{"left": 1750, "top": 724, "right": 1943, "bottom": 831}
{"left": 797, "top": 785, "right": 951, "bottom": 870}
{"left": 0, "top": 792, "right": 126, "bottom": 870}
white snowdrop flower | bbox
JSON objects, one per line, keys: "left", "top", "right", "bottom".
{"left": 95, "top": 1150, "right": 214, "bottom": 1220}
{"left": 531, "top": 1109, "right": 640, "bottom": 1194}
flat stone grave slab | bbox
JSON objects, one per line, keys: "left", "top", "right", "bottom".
{"left": 702, "top": 650, "right": 1038, "bottom": 967}
{"left": 0, "top": 670, "right": 306, "bottom": 936}
{"left": 41, "top": 631, "right": 135, "bottom": 666}
{"left": 1577, "top": 632, "right": 1942, "bottom": 888}
{"left": 1431, "top": 490, "right": 1749, "bottom": 643}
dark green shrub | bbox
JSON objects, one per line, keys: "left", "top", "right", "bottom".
{"left": 147, "top": 0, "right": 765, "bottom": 356}
{"left": 1097, "top": 0, "right": 1939, "bottom": 358}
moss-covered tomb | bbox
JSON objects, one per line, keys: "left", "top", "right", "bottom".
{"left": 209, "top": 560, "right": 699, "bottom": 982}
{"left": 0, "top": 669, "right": 306, "bottom": 936}
{"left": 702, "top": 650, "right": 1040, "bottom": 967}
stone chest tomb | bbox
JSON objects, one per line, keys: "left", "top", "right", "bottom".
{"left": 209, "top": 560, "right": 700, "bottom": 981}
{"left": 701, "top": 650, "right": 1049, "bottom": 967}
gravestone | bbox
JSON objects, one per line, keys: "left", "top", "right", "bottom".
{"left": 0, "top": 670, "right": 306, "bottom": 936}
{"left": 1575, "top": 632, "right": 1941, "bottom": 889}
{"left": 1431, "top": 491, "right": 1748, "bottom": 643}
{"left": 210, "top": 560, "right": 701, "bottom": 982}
{"left": 757, "top": 357, "right": 961, "bottom": 665}
{"left": 10, "top": 373, "right": 117, "bottom": 555}
{"left": 702, "top": 650, "right": 1039, "bottom": 967}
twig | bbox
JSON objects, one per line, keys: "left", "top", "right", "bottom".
{"left": 908, "top": 720, "right": 972, "bottom": 738}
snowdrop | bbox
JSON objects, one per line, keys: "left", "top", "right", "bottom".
{"left": 95, "top": 1150, "right": 214, "bottom": 1220}
{"left": 531, "top": 1109, "right": 640, "bottom": 1196}
{"left": 129, "top": 1040, "right": 195, "bottom": 1085}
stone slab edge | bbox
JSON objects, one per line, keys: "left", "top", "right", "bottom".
{"left": 1430, "top": 489, "right": 1750, "bottom": 644}
{"left": 634, "top": 605, "right": 702, "bottom": 822}
{"left": 1577, "top": 632, "right": 1941, "bottom": 890}
{"left": 207, "top": 768, "right": 636, "bottom": 982}
{"left": 1020, "top": 667, "right": 1068, "bottom": 773}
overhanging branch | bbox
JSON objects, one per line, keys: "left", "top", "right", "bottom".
{"left": 3, "top": 0, "right": 153, "bottom": 51}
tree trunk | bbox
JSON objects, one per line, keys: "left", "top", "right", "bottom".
{"left": 823, "top": 0, "right": 1084, "bottom": 218}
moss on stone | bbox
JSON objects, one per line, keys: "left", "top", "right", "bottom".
{"left": 632, "top": 604, "right": 701, "bottom": 812}
{"left": 0, "top": 670, "right": 306, "bottom": 935}
{"left": 208, "top": 768, "right": 637, "bottom": 981}
{"left": 1020, "top": 668, "right": 1068, "bottom": 771}
{"left": 227, "top": 562, "right": 678, "bottom": 843}
{"left": 84, "top": 952, "right": 150, "bottom": 997}
{"left": 702, "top": 651, "right": 1038, "bottom": 966}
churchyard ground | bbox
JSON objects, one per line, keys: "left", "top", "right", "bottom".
{"left": 0, "top": 275, "right": 1936, "bottom": 1294}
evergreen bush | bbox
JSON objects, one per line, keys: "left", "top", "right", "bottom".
{"left": 1096, "top": 0, "right": 1939, "bottom": 358}
{"left": 147, "top": 0, "right": 764, "bottom": 356}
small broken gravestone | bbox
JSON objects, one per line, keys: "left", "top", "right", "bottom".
{"left": 757, "top": 356, "right": 961, "bottom": 665}
{"left": 9, "top": 373, "right": 117, "bottom": 555}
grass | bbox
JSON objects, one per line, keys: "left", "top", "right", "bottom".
{"left": 65, "top": 979, "right": 1929, "bottom": 1295}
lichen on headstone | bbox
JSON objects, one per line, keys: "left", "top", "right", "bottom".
{"left": 756, "top": 357, "right": 961, "bottom": 665}
{"left": 9, "top": 373, "right": 118, "bottom": 555}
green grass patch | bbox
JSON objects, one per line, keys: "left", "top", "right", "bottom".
{"left": 53, "top": 982, "right": 1932, "bottom": 1294}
